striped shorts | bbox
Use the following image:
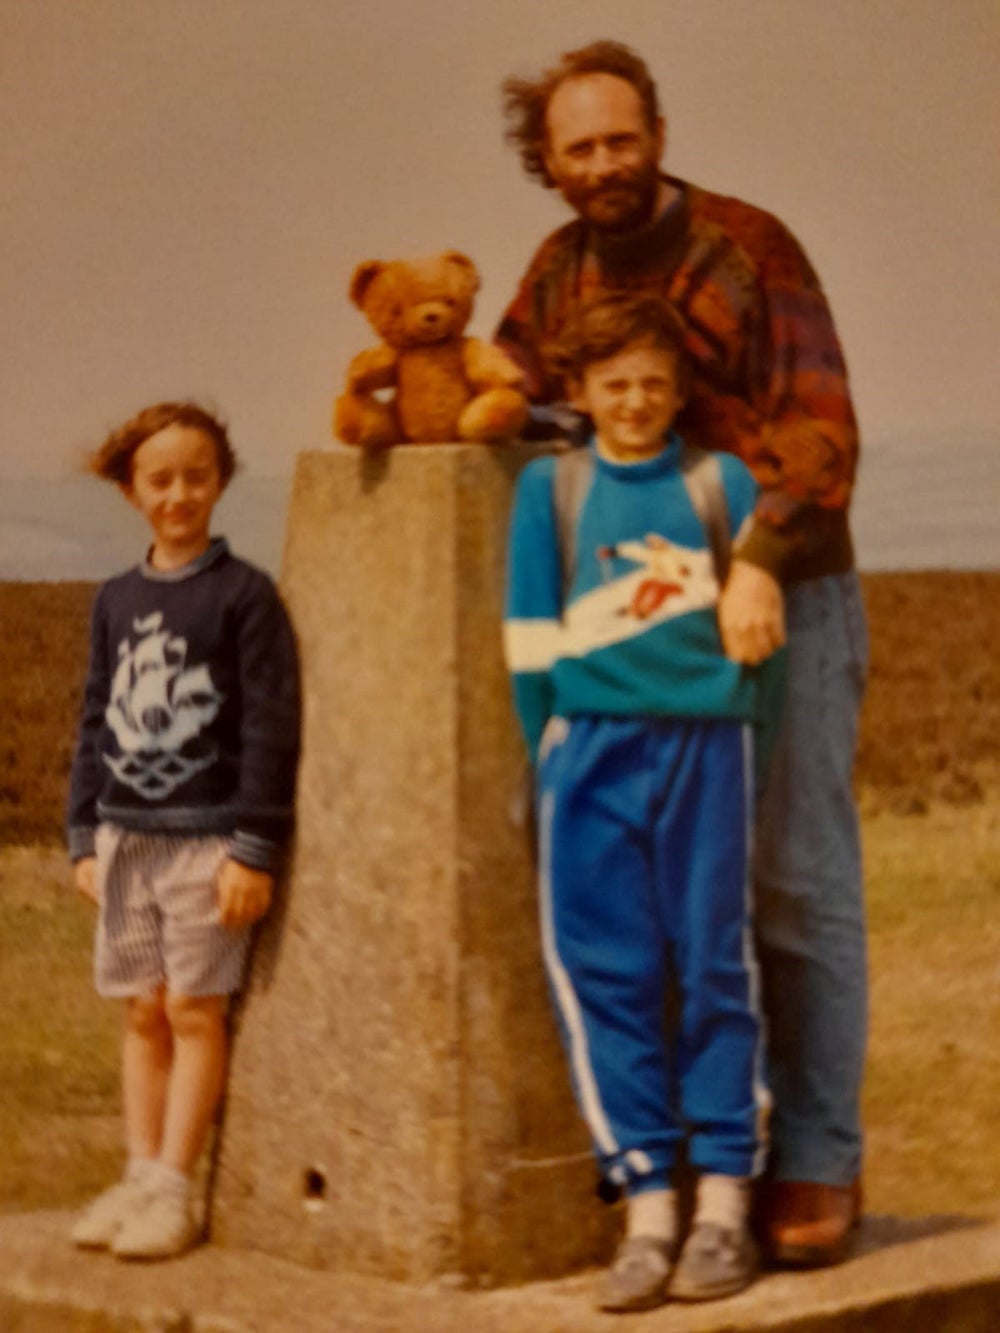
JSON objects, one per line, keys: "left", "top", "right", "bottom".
{"left": 93, "top": 825, "right": 253, "bottom": 999}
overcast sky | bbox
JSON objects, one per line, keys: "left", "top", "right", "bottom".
{"left": 2, "top": 0, "right": 997, "bottom": 478}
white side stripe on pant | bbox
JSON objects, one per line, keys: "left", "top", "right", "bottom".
{"left": 537, "top": 789, "right": 622, "bottom": 1163}
{"left": 741, "top": 723, "right": 772, "bottom": 1178}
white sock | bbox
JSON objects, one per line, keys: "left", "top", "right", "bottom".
{"left": 695, "top": 1174, "right": 749, "bottom": 1231}
{"left": 626, "top": 1187, "right": 678, "bottom": 1242}
{"left": 145, "top": 1161, "right": 191, "bottom": 1204}
{"left": 124, "top": 1157, "right": 156, "bottom": 1186}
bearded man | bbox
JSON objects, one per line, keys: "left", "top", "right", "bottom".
{"left": 497, "top": 39, "right": 868, "bottom": 1269}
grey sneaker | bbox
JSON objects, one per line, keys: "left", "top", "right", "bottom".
{"left": 670, "top": 1220, "right": 758, "bottom": 1301}
{"left": 598, "top": 1235, "right": 674, "bottom": 1312}
{"left": 111, "top": 1189, "right": 201, "bottom": 1261}
{"left": 71, "top": 1179, "right": 147, "bottom": 1249}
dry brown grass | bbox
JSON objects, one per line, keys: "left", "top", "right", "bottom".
{"left": 862, "top": 797, "right": 1000, "bottom": 1219}
{"left": 2, "top": 805, "right": 997, "bottom": 1220}
{"left": 2, "top": 573, "right": 997, "bottom": 845}
{"left": 0, "top": 847, "right": 121, "bottom": 1212}
{"left": 858, "top": 571, "right": 1000, "bottom": 812}
{"left": 0, "top": 573, "right": 998, "bottom": 1220}
{"left": 1, "top": 582, "right": 93, "bottom": 844}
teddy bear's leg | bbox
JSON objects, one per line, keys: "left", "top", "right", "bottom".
{"left": 333, "top": 393, "right": 402, "bottom": 448}
{"left": 456, "top": 389, "right": 528, "bottom": 443}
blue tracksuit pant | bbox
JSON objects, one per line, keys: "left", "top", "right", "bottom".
{"left": 536, "top": 715, "right": 766, "bottom": 1191}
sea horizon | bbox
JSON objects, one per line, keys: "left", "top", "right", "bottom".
{"left": 1, "top": 436, "right": 996, "bottom": 582}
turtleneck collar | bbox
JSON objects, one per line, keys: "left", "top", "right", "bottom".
{"left": 586, "top": 175, "right": 690, "bottom": 273}
{"left": 591, "top": 431, "right": 683, "bottom": 479}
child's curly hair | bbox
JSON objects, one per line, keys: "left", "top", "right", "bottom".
{"left": 89, "top": 401, "right": 238, "bottom": 487}
{"left": 544, "top": 292, "right": 693, "bottom": 396}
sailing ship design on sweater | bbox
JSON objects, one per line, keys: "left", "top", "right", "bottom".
{"left": 105, "top": 611, "right": 223, "bottom": 800}
{"left": 67, "top": 538, "right": 301, "bottom": 871}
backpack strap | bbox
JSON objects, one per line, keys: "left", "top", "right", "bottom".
{"left": 552, "top": 441, "right": 732, "bottom": 601}
{"left": 678, "top": 442, "right": 731, "bottom": 586}
{"left": 552, "top": 444, "right": 596, "bottom": 603}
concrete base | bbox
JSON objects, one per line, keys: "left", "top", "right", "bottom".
{"left": 210, "top": 445, "right": 612, "bottom": 1286}
{"left": 2, "top": 1210, "right": 999, "bottom": 1332}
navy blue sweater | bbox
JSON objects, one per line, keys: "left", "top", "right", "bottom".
{"left": 67, "top": 539, "right": 300, "bottom": 872}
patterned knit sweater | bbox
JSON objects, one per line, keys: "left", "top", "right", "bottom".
{"left": 496, "top": 175, "right": 859, "bottom": 584}
{"left": 67, "top": 539, "right": 300, "bottom": 873}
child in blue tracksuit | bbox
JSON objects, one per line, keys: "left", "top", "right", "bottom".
{"left": 504, "top": 293, "right": 783, "bottom": 1311}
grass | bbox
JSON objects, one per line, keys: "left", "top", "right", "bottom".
{"left": 857, "top": 572, "right": 1000, "bottom": 811}
{"left": 0, "top": 847, "right": 121, "bottom": 1211}
{"left": 0, "top": 572, "right": 997, "bottom": 1221}
{"left": 862, "top": 797, "right": 1000, "bottom": 1219}
{"left": 0, "top": 582, "right": 93, "bottom": 845}
{"left": 1, "top": 803, "right": 998, "bottom": 1220}
{"left": 2, "top": 573, "right": 999, "bottom": 843}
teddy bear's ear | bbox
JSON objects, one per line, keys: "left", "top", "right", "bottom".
{"left": 441, "top": 251, "right": 480, "bottom": 293}
{"left": 348, "top": 261, "right": 385, "bottom": 309}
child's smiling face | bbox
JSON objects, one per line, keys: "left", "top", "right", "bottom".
{"left": 573, "top": 339, "right": 685, "bottom": 463}
{"left": 124, "top": 425, "right": 224, "bottom": 569}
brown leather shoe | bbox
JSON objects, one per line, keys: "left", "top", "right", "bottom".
{"left": 760, "top": 1179, "right": 862, "bottom": 1268}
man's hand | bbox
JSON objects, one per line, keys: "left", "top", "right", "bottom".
{"left": 217, "top": 859, "right": 274, "bottom": 930}
{"left": 73, "top": 856, "right": 99, "bottom": 906}
{"left": 718, "top": 559, "right": 786, "bottom": 665}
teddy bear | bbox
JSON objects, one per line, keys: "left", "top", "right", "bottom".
{"left": 333, "top": 250, "right": 528, "bottom": 447}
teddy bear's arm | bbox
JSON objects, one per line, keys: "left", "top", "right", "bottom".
{"left": 345, "top": 344, "right": 399, "bottom": 394}
{"left": 461, "top": 338, "right": 525, "bottom": 391}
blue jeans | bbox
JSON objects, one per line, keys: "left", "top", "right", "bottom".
{"left": 754, "top": 571, "right": 869, "bottom": 1185}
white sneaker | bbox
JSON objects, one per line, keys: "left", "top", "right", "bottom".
{"left": 111, "top": 1188, "right": 201, "bottom": 1261}
{"left": 71, "top": 1179, "right": 147, "bottom": 1249}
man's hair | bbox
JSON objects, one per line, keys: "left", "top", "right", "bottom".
{"left": 502, "top": 40, "right": 661, "bottom": 188}
{"left": 544, "top": 293, "right": 692, "bottom": 395}
{"left": 89, "top": 401, "right": 238, "bottom": 487}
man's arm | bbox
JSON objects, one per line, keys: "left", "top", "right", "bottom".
{"left": 496, "top": 291, "right": 548, "bottom": 404}
{"left": 686, "top": 194, "right": 859, "bottom": 581}
{"left": 495, "top": 222, "right": 585, "bottom": 407}
{"left": 496, "top": 259, "right": 595, "bottom": 442}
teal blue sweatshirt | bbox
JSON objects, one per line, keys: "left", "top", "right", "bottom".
{"left": 504, "top": 434, "right": 785, "bottom": 762}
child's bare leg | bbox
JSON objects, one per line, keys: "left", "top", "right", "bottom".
{"left": 122, "top": 988, "right": 172, "bottom": 1161}
{"left": 110, "top": 993, "right": 226, "bottom": 1260}
{"left": 72, "top": 990, "right": 171, "bottom": 1249}
{"left": 158, "top": 992, "right": 228, "bottom": 1174}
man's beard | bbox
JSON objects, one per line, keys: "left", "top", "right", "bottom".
{"left": 561, "top": 160, "right": 662, "bottom": 233}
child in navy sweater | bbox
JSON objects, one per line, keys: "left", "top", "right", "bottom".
{"left": 505, "top": 295, "right": 782, "bottom": 1310}
{"left": 67, "top": 402, "right": 300, "bottom": 1260}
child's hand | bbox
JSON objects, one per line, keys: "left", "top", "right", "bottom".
{"left": 73, "top": 856, "right": 99, "bottom": 905}
{"left": 217, "top": 858, "right": 274, "bottom": 929}
{"left": 719, "top": 559, "right": 785, "bottom": 665}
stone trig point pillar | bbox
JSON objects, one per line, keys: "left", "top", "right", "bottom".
{"left": 212, "top": 445, "right": 612, "bottom": 1287}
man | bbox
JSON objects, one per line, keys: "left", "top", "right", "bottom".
{"left": 497, "top": 40, "right": 868, "bottom": 1268}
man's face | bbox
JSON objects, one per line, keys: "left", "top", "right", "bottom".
{"left": 543, "top": 73, "right": 664, "bottom": 232}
